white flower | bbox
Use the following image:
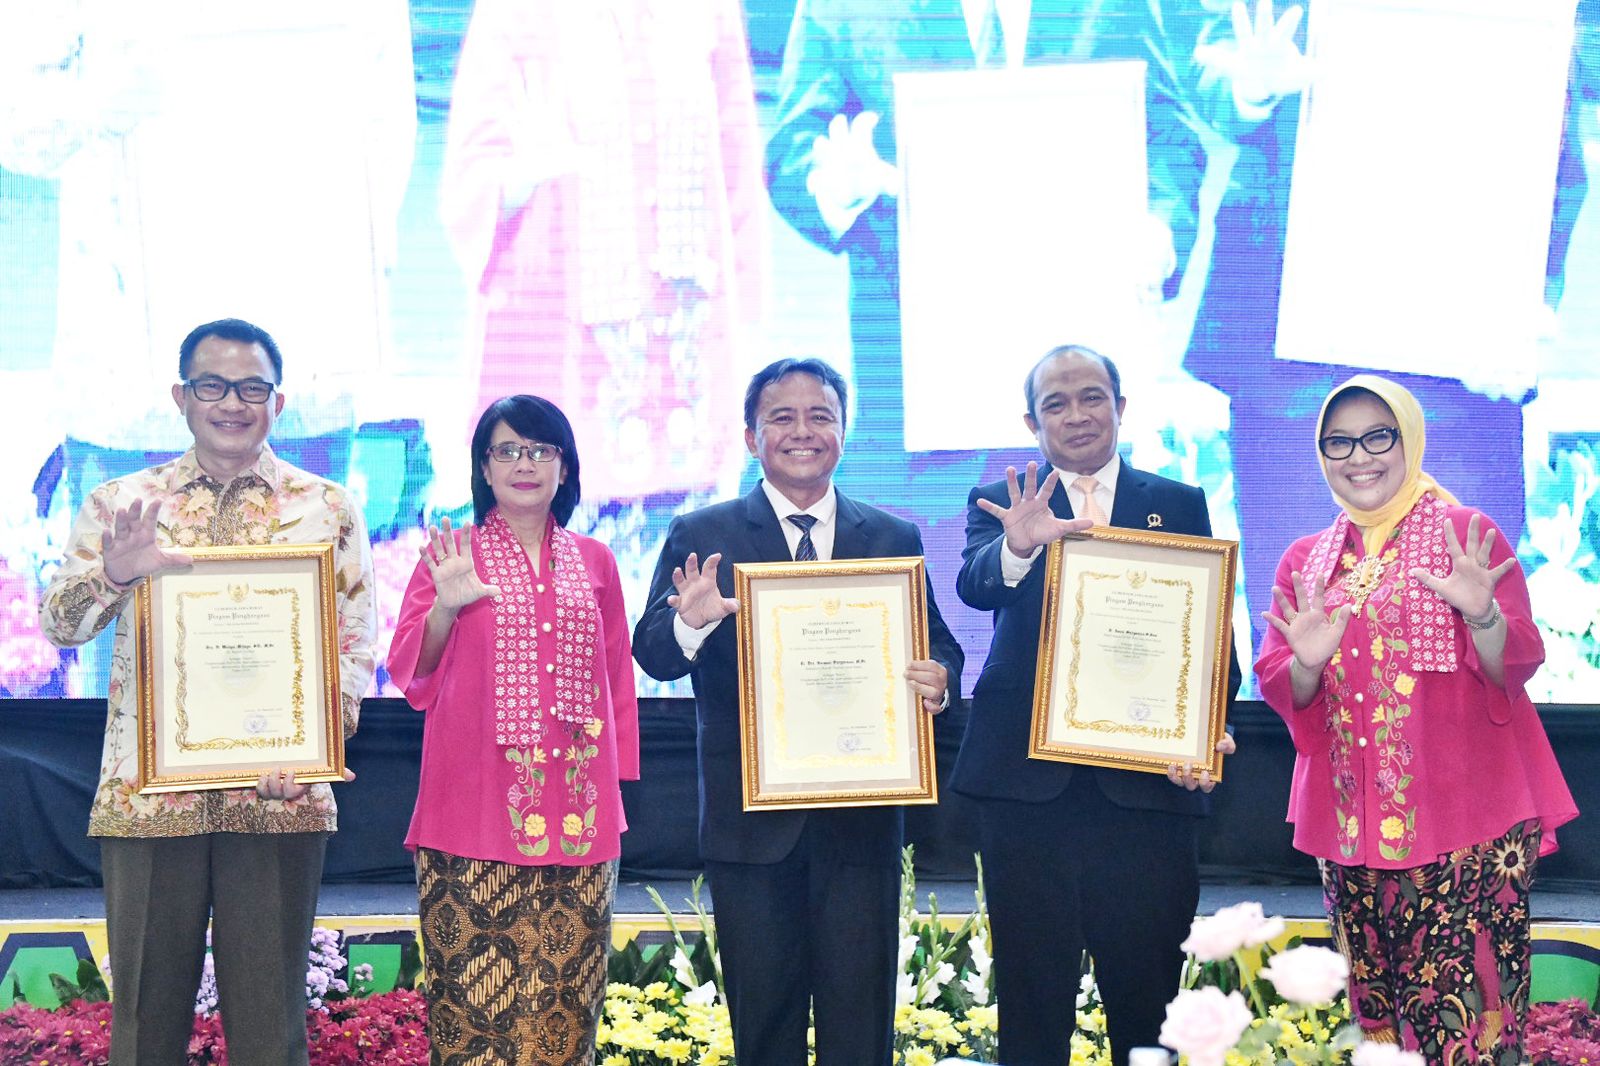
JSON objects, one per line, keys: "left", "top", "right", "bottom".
{"left": 1352, "top": 1042, "right": 1427, "bottom": 1066}
{"left": 967, "top": 933, "right": 992, "bottom": 975}
{"left": 895, "top": 970, "right": 917, "bottom": 1008}
{"left": 670, "top": 946, "right": 697, "bottom": 989}
{"left": 898, "top": 933, "right": 920, "bottom": 971}
{"left": 926, "top": 961, "right": 956, "bottom": 996}
{"left": 1180, "top": 902, "right": 1287, "bottom": 962}
{"left": 1259, "top": 945, "right": 1350, "bottom": 1005}
{"left": 960, "top": 968, "right": 991, "bottom": 1005}
{"left": 1159, "top": 987, "right": 1253, "bottom": 1066}
{"left": 683, "top": 979, "right": 718, "bottom": 1007}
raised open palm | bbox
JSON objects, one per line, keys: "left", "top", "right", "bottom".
{"left": 975, "top": 462, "right": 1093, "bottom": 556}
{"left": 422, "top": 517, "right": 500, "bottom": 611}
{"left": 103, "top": 500, "right": 191, "bottom": 586}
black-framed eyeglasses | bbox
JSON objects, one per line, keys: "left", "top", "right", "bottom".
{"left": 487, "top": 441, "right": 562, "bottom": 464}
{"left": 184, "top": 376, "right": 276, "bottom": 404}
{"left": 1319, "top": 426, "right": 1401, "bottom": 460}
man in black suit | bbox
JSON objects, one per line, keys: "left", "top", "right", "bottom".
{"left": 634, "top": 357, "right": 964, "bottom": 1066}
{"left": 953, "top": 344, "right": 1240, "bottom": 1066}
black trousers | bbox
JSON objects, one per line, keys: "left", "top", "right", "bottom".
{"left": 100, "top": 832, "right": 328, "bottom": 1066}
{"left": 979, "top": 774, "right": 1200, "bottom": 1066}
{"left": 705, "top": 815, "right": 899, "bottom": 1066}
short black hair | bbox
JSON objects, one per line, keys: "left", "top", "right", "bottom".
{"left": 1024, "top": 344, "right": 1122, "bottom": 421}
{"left": 743, "top": 358, "right": 849, "bottom": 431}
{"left": 178, "top": 318, "right": 284, "bottom": 383}
{"left": 470, "top": 395, "right": 582, "bottom": 526}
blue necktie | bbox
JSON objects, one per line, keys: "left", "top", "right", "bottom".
{"left": 788, "top": 514, "right": 819, "bottom": 561}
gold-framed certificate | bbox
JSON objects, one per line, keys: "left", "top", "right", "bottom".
{"left": 734, "top": 557, "right": 937, "bottom": 810}
{"left": 134, "top": 544, "right": 344, "bottom": 794}
{"left": 1031, "top": 527, "right": 1236, "bottom": 778}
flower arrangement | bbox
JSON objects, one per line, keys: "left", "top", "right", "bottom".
{"left": 5, "top": 889, "right": 1595, "bottom": 1066}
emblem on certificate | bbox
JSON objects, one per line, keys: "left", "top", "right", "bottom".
{"left": 734, "top": 557, "right": 938, "bottom": 810}
{"left": 1030, "top": 527, "right": 1237, "bottom": 778}
{"left": 133, "top": 544, "right": 345, "bottom": 793}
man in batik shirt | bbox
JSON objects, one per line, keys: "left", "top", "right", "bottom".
{"left": 40, "top": 317, "right": 377, "bottom": 1066}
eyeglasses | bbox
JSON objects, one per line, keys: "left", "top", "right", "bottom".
{"left": 184, "top": 377, "right": 276, "bottom": 404}
{"left": 487, "top": 441, "right": 562, "bottom": 464}
{"left": 1318, "top": 426, "right": 1401, "bottom": 460}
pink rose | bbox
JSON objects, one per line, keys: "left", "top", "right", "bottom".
{"left": 1180, "top": 902, "right": 1287, "bottom": 961}
{"left": 1351, "top": 1041, "right": 1426, "bottom": 1066}
{"left": 1159, "top": 987, "right": 1254, "bottom": 1066}
{"left": 1258, "top": 945, "right": 1350, "bottom": 1004}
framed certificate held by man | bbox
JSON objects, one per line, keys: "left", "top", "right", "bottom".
{"left": 734, "top": 557, "right": 937, "bottom": 810}
{"left": 1031, "top": 527, "right": 1236, "bottom": 778}
{"left": 134, "top": 543, "right": 344, "bottom": 793}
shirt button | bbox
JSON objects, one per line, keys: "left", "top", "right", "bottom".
{"left": 1354, "top": 693, "right": 1363, "bottom": 703}
{"left": 542, "top": 622, "right": 552, "bottom": 633}
{"left": 1351, "top": 647, "right": 1360, "bottom": 658}
{"left": 1358, "top": 737, "right": 1368, "bottom": 748}
{"left": 536, "top": 584, "right": 547, "bottom": 594}
{"left": 546, "top": 663, "right": 555, "bottom": 673}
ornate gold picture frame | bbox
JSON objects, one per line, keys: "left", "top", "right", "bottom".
{"left": 1030, "top": 527, "right": 1236, "bottom": 778}
{"left": 734, "top": 557, "right": 938, "bottom": 810}
{"left": 134, "top": 543, "right": 343, "bottom": 793}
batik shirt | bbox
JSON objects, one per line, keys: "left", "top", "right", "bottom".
{"left": 39, "top": 445, "right": 377, "bottom": 837}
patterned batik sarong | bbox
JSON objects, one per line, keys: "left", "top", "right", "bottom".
{"left": 416, "top": 848, "right": 617, "bottom": 1066}
{"left": 1321, "top": 820, "right": 1541, "bottom": 1066}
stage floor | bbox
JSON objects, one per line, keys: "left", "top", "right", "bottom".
{"left": 5, "top": 879, "right": 1599, "bottom": 922}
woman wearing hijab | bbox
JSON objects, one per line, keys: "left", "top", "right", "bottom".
{"left": 1254, "top": 374, "right": 1576, "bottom": 1065}
{"left": 388, "top": 394, "right": 639, "bottom": 1065}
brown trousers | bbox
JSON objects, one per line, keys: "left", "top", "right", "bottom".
{"left": 100, "top": 832, "right": 328, "bottom": 1066}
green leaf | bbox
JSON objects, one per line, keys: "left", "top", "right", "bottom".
{"left": 506, "top": 748, "right": 523, "bottom": 764}
{"left": 561, "top": 838, "right": 579, "bottom": 856}
{"left": 507, "top": 805, "right": 523, "bottom": 831}
{"left": 583, "top": 805, "right": 597, "bottom": 829}
{"left": 516, "top": 842, "right": 537, "bottom": 856}
{"left": 49, "top": 972, "right": 82, "bottom": 1007}
{"left": 1379, "top": 842, "right": 1402, "bottom": 861}
{"left": 585, "top": 745, "right": 599, "bottom": 760}
{"left": 397, "top": 937, "right": 423, "bottom": 990}
{"left": 75, "top": 957, "right": 110, "bottom": 1003}
{"left": 531, "top": 837, "right": 550, "bottom": 857}
{"left": 1397, "top": 774, "right": 1414, "bottom": 791}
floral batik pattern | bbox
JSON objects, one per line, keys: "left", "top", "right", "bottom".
{"left": 38, "top": 446, "right": 376, "bottom": 838}
{"left": 416, "top": 848, "right": 616, "bottom": 1066}
{"left": 1322, "top": 820, "right": 1542, "bottom": 1066}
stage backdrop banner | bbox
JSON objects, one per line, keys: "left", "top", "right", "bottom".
{"left": 1276, "top": 0, "right": 1576, "bottom": 395}
{"left": 896, "top": 60, "right": 1153, "bottom": 452}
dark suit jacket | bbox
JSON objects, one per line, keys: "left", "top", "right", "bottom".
{"left": 634, "top": 484, "right": 964, "bottom": 864}
{"left": 950, "top": 462, "right": 1240, "bottom": 813}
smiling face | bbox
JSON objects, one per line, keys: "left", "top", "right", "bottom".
{"left": 1320, "top": 392, "right": 1408, "bottom": 511}
{"left": 171, "top": 335, "right": 284, "bottom": 481}
{"left": 481, "top": 420, "right": 567, "bottom": 520}
{"left": 744, "top": 371, "right": 844, "bottom": 509}
{"left": 1024, "top": 351, "right": 1126, "bottom": 476}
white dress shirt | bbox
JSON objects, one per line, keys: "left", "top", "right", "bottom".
{"left": 673, "top": 482, "right": 838, "bottom": 657}
{"left": 1001, "top": 455, "right": 1121, "bottom": 586}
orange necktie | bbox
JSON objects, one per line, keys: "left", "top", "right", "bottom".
{"left": 1072, "top": 475, "right": 1109, "bottom": 525}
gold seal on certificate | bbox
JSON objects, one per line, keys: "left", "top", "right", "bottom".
{"left": 1030, "top": 527, "right": 1236, "bottom": 778}
{"left": 134, "top": 544, "right": 344, "bottom": 793}
{"left": 734, "top": 557, "right": 937, "bottom": 809}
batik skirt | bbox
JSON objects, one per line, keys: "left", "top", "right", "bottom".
{"left": 1321, "top": 820, "right": 1541, "bottom": 1066}
{"left": 416, "top": 848, "right": 617, "bottom": 1066}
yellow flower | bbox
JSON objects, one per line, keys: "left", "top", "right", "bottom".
{"left": 523, "top": 813, "right": 546, "bottom": 837}
{"left": 1380, "top": 816, "right": 1405, "bottom": 840}
{"left": 563, "top": 812, "right": 584, "bottom": 836}
{"left": 585, "top": 718, "right": 604, "bottom": 738}
{"left": 905, "top": 1049, "right": 937, "bottom": 1066}
{"left": 1370, "top": 636, "right": 1384, "bottom": 660}
{"left": 1394, "top": 673, "right": 1416, "bottom": 697}
{"left": 1345, "top": 815, "right": 1359, "bottom": 839}
{"left": 1371, "top": 708, "right": 1385, "bottom": 724}
{"left": 531, "top": 746, "right": 547, "bottom": 763}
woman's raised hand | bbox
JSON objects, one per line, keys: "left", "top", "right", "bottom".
{"left": 1264, "top": 569, "right": 1349, "bottom": 673}
{"left": 421, "top": 516, "right": 500, "bottom": 613}
{"left": 1408, "top": 513, "right": 1513, "bottom": 624}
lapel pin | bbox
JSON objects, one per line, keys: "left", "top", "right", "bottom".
{"left": 1147, "top": 514, "right": 1163, "bottom": 529}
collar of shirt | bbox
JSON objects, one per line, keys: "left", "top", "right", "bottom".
{"left": 170, "top": 443, "right": 283, "bottom": 493}
{"left": 1063, "top": 454, "right": 1121, "bottom": 518}
{"left": 760, "top": 479, "right": 838, "bottom": 561}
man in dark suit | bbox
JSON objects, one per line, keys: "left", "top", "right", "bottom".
{"left": 634, "top": 357, "right": 964, "bottom": 1066}
{"left": 953, "top": 344, "right": 1240, "bottom": 1066}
